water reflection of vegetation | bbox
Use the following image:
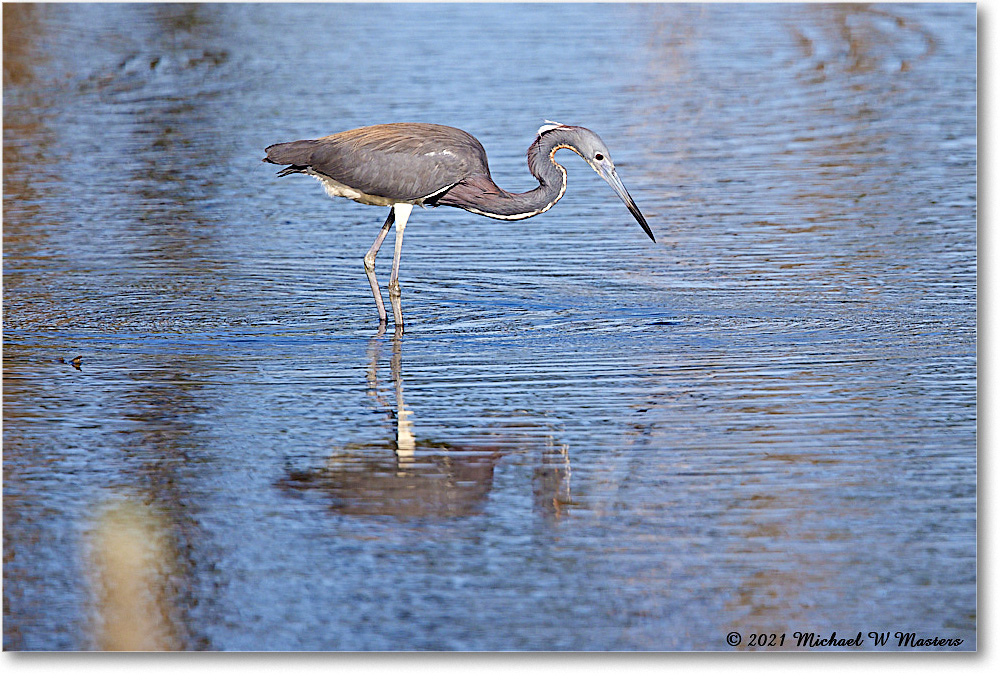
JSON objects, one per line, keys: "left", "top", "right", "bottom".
{"left": 85, "top": 498, "right": 182, "bottom": 651}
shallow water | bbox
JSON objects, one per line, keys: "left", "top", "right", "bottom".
{"left": 3, "top": 3, "right": 976, "bottom": 651}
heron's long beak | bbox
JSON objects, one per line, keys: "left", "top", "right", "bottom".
{"left": 596, "top": 164, "right": 655, "bottom": 243}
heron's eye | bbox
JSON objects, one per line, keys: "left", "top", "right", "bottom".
{"left": 594, "top": 153, "right": 605, "bottom": 161}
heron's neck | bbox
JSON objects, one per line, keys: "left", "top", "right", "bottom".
{"left": 464, "top": 130, "right": 574, "bottom": 221}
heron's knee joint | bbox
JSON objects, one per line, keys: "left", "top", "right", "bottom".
{"left": 363, "top": 255, "right": 376, "bottom": 272}
{"left": 388, "top": 282, "right": 401, "bottom": 298}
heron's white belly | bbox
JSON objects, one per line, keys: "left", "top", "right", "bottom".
{"left": 310, "top": 173, "right": 398, "bottom": 207}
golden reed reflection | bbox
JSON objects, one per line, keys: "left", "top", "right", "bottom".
{"left": 85, "top": 498, "right": 181, "bottom": 651}
{"left": 280, "top": 329, "right": 572, "bottom": 519}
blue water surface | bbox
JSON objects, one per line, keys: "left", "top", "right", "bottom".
{"left": 3, "top": 3, "right": 976, "bottom": 650}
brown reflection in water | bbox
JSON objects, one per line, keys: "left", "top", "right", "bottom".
{"left": 775, "top": 4, "right": 946, "bottom": 305}
{"left": 627, "top": 357, "right": 890, "bottom": 650}
{"left": 280, "top": 331, "right": 572, "bottom": 519}
{"left": 627, "top": 4, "right": 703, "bottom": 203}
{"left": 3, "top": 4, "right": 237, "bottom": 333}
{"left": 5, "top": 5, "right": 230, "bottom": 632}
{"left": 85, "top": 499, "right": 181, "bottom": 651}
{"left": 721, "top": 470, "right": 874, "bottom": 651}
{"left": 3, "top": 3, "right": 63, "bottom": 323}
{"left": 799, "top": 4, "right": 936, "bottom": 78}
{"left": 3, "top": 3, "right": 42, "bottom": 88}
{"left": 102, "top": 4, "right": 234, "bottom": 265}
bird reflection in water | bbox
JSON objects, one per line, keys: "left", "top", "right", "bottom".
{"left": 279, "top": 329, "right": 572, "bottom": 519}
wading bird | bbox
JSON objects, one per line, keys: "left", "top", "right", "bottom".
{"left": 263, "top": 121, "right": 654, "bottom": 329}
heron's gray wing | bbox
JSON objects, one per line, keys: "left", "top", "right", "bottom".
{"left": 306, "top": 123, "right": 491, "bottom": 202}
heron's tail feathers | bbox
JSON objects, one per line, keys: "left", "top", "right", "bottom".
{"left": 263, "top": 139, "right": 318, "bottom": 167}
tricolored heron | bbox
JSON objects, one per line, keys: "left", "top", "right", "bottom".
{"left": 263, "top": 121, "right": 654, "bottom": 329}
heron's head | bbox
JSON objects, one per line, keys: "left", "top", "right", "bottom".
{"left": 537, "top": 121, "right": 655, "bottom": 242}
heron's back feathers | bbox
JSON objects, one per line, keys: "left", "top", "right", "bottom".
{"left": 263, "top": 123, "right": 491, "bottom": 203}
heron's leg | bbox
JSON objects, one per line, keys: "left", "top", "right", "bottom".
{"left": 388, "top": 203, "right": 413, "bottom": 330}
{"left": 363, "top": 209, "right": 395, "bottom": 325}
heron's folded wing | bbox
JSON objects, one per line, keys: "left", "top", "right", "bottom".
{"left": 307, "top": 124, "right": 490, "bottom": 202}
